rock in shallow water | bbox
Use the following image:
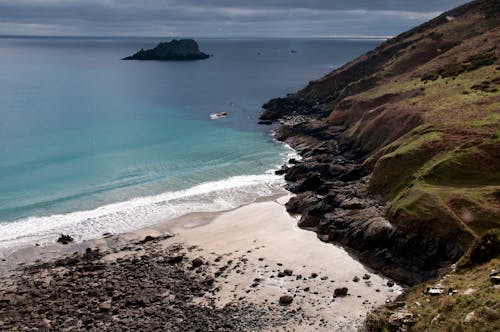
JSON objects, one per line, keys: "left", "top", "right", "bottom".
{"left": 56, "top": 234, "right": 74, "bottom": 245}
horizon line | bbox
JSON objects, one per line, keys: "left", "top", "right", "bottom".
{"left": 0, "top": 34, "right": 393, "bottom": 40}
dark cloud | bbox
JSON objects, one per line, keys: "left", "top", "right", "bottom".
{"left": 0, "top": 0, "right": 470, "bottom": 37}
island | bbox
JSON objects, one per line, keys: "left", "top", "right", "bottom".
{"left": 123, "top": 39, "right": 210, "bottom": 61}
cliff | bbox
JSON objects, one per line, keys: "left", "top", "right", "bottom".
{"left": 262, "top": 0, "right": 499, "bottom": 285}
{"left": 123, "top": 39, "right": 210, "bottom": 61}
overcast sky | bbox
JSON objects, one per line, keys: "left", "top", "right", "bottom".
{"left": 0, "top": 0, "right": 470, "bottom": 37}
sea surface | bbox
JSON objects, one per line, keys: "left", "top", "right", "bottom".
{"left": 0, "top": 37, "right": 381, "bottom": 254}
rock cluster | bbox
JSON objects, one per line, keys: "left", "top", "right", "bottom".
{"left": 0, "top": 237, "right": 287, "bottom": 331}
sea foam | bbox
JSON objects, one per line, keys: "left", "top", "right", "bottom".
{"left": 0, "top": 173, "right": 286, "bottom": 258}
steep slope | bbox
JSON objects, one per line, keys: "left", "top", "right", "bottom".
{"left": 261, "top": 0, "right": 500, "bottom": 285}
{"left": 365, "top": 230, "right": 500, "bottom": 331}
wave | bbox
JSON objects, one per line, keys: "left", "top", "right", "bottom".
{"left": 0, "top": 173, "right": 286, "bottom": 258}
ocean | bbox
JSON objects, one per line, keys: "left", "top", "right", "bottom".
{"left": 0, "top": 37, "right": 381, "bottom": 255}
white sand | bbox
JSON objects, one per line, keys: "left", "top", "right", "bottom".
{"left": 1, "top": 195, "right": 402, "bottom": 331}
{"left": 156, "top": 195, "right": 401, "bottom": 330}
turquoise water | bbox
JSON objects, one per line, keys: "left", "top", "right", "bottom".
{"left": 0, "top": 37, "right": 380, "bottom": 253}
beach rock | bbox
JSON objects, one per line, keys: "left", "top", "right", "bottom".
{"left": 285, "top": 192, "right": 318, "bottom": 214}
{"left": 192, "top": 258, "right": 204, "bottom": 268}
{"left": 279, "top": 295, "right": 294, "bottom": 306}
{"left": 167, "top": 256, "right": 184, "bottom": 264}
{"left": 99, "top": 301, "right": 112, "bottom": 312}
{"left": 298, "top": 214, "right": 322, "bottom": 228}
{"left": 334, "top": 287, "right": 348, "bottom": 297}
{"left": 387, "top": 281, "right": 395, "bottom": 287}
{"left": 274, "top": 166, "right": 289, "bottom": 175}
{"left": 353, "top": 276, "right": 360, "bottom": 282}
{"left": 56, "top": 234, "right": 74, "bottom": 245}
{"left": 123, "top": 39, "right": 210, "bottom": 61}
{"left": 258, "top": 120, "right": 273, "bottom": 125}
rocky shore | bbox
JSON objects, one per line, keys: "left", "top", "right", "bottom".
{"left": 0, "top": 237, "right": 287, "bottom": 331}
{"left": 264, "top": 110, "right": 454, "bottom": 285}
{"left": 0, "top": 198, "right": 400, "bottom": 331}
{"left": 258, "top": 0, "right": 500, "bottom": 288}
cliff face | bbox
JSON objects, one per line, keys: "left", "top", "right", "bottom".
{"left": 123, "top": 39, "right": 210, "bottom": 61}
{"left": 262, "top": 0, "right": 499, "bottom": 285}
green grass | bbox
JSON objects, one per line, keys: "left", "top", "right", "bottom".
{"left": 356, "top": 65, "right": 500, "bottom": 136}
{"left": 366, "top": 235, "right": 500, "bottom": 332}
{"left": 362, "top": 62, "right": 500, "bottom": 247}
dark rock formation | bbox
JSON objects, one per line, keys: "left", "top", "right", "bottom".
{"left": 334, "top": 287, "right": 348, "bottom": 297}
{"left": 278, "top": 295, "right": 294, "bottom": 305}
{"left": 260, "top": 0, "right": 500, "bottom": 285}
{"left": 123, "top": 39, "right": 210, "bottom": 61}
{"left": 56, "top": 234, "right": 74, "bottom": 245}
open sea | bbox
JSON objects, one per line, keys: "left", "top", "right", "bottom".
{"left": 0, "top": 37, "right": 381, "bottom": 255}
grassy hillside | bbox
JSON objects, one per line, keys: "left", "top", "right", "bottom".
{"left": 261, "top": 0, "right": 499, "bottom": 328}
{"left": 365, "top": 230, "right": 500, "bottom": 331}
{"left": 315, "top": 0, "right": 499, "bottom": 254}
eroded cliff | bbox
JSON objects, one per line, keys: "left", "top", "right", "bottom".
{"left": 262, "top": 0, "right": 500, "bottom": 285}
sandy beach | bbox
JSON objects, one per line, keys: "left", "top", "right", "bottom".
{"left": 0, "top": 195, "right": 401, "bottom": 331}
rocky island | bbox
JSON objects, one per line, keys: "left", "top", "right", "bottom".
{"left": 123, "top": 39, "right": 210, "bottom": 61}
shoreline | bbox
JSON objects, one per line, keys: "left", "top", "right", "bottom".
{"left": 0, "top": 172, "right": 289, "bottom": 259}
{"left": 0, "top": 194, "right": 402, "bottom": 330}
{"left": 0, "top": 191, "right": 286, "bottom": 277}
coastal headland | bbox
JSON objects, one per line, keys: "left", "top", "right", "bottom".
{"left": 259, "top": 0, "right": 499, "bottom": 329}
{"left": 0, "top": 1, "right": 498, "bottom": 331}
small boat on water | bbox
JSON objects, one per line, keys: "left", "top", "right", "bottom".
{"left": 210, "top": 112, "right": 228, "bottom": 120}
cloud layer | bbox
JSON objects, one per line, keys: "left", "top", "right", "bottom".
{"left": 0, "top": 0, "right": 469, "bottom": 37}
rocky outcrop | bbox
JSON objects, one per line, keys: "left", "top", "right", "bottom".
{"left": 123, "top": 39, "right": 210, "bottom": 61}
{"left": 277, "top": 123, "right": 462, "bottom": 284}
{"left": 261, "top": 0, "right": 500, "bottom": 285}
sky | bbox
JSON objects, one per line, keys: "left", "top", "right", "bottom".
{"left": 0, "top": 0, "right": 470, "bottom": 38}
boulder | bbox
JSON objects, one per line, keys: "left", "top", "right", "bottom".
{"left": 334, "top": 287, "right": 348, "bottom": 297}
{"left": 274, "top": 166, "right": 289, "bottom": 175}
{"left": 56, "top": 234, "right": 74, "bottom": 245}
{"left": 191, "top": 258, "right": 204, "bottom": 268}
{"left": 298, "top": 214, "right": 322, "bottom": 228}
{"left": 279, "top": 295, "right": 293, "bottom": 306}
